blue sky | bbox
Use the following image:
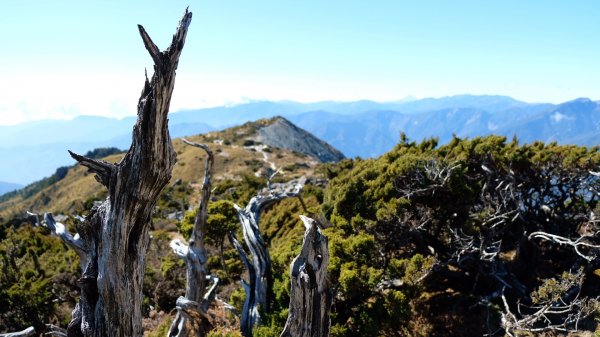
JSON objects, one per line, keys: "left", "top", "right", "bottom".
{"left": 1, "top": 1, "right": 599, "bottom": 125}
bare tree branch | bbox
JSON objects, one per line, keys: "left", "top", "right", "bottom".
{"left": 28, "top": 212, "right": 87, "bottom": 269}
{"left": 0, "top": 325, "right": 68, "bottom": 337}
{"left": 529, "top": 231, "right": 600, "bottom": 261}
{"left": 168, "top": 138, "right": 217, "bottom": 337}
{"left": 200, "top": 275, "right": 220, "bottom": 313}
{"left": 67, "top": 151, "right": 114, "bottom": 188}
{"left": 0, "top": 327, "right": 36, "bottom": 337}
{"left": 500, "top": 269, "right": 597, "bottom": 335}
{"left": 137, "top": 25, "right": 162, "bottom": 67}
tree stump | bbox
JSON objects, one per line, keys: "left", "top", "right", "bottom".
{"left": 280, "top": 216, "right": 331, "bottom": 337}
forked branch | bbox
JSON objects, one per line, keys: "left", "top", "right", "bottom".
{"left": 529, "top": 231, "right": 600, "bottom": 261}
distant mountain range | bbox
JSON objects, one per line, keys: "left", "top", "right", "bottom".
{"left": 0, "top": 181, "right": 22, "bottom": 195}
{"left": 1, "top": 94, "right": 599, "bottom": 186}
{"left": 0, "top": 116, "right": 213, "bottom": 186}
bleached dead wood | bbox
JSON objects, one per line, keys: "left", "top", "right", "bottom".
{"left": 26, "top": 9, "right": 191, "bottom": 337}
{"left": 229, "top": 233, "right": 258, "bottom": 337}
{"left": 0, "top": 324, "right": 67, "bottom": 337}
{"left": 528, "top": 231, "right": 600, "bottom": 261}
{"left": 232, "top": 177, "right": 306, "bottom": 335}
{"left": 280, "top": 216, "right": 331, "bottom": 337}
{"left": 168, "top": 139, "right": 218, "bottom": 337}
{"left": 500, "top": 286, "right": 596, "bottom": 336}
{"left": 45, "top": 324, "right": 68, "bottom": 337}
{"left": 0, "top": 327, "right": 35, "bottom": 337}
{"left": 29, "top": 212, "right": 87, "bottom": 270}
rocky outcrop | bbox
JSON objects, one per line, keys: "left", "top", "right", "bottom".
{"left": 257, "top": 117, "right": 345, "bottom": 163}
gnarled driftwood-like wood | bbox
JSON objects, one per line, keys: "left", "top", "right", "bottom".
{"left": 168, "top": 138, "right": 217, "bottom": 337}
{"left": 228, "top": 233, "right": 258, "bottom": 337}
{"left": 0, "top": 326, "right": 36, "bottom": 337}
{"left": 0, "top": 323, "right": 69, "bottom": 337}
{"left": 29, "top": 212, "right": 87, "bottom": 270}
{"left": 232, "top": 177, "right": 306, "bottom": 336}
{"left": 31, "top": 9, "right": 192, "bottom": 337}
{"left": 280, "top": 216, "right": 331, "bottom": 337}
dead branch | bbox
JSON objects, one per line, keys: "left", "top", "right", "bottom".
{"left": 529, "top": 231, "right": 600, "bottom": 261}
{"left": 0, "top": 327, "right": 36, "bottom": 337}
{"left": 168, "top": 138, "right": 217, "bottom": 337}
{"left": 28, "top": 212, "right": 87, "bottom": 270}
{"left": 233, "top": 176, "right": 306, "bottom": 332}
{"left": 500, "top": 269, "right": 598, "bottom": 336}
{"left": 0, "top": 324, "right": 67, "bottom": 337}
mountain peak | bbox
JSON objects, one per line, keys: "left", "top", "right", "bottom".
{"left": 568, "top": 97, "right": 592, "bottom": 102}
{"left": 555, "top": 97, "right": 597, "bottom": 112}
{"left": 257, "top": 116, "right": 345, "bottom": 163}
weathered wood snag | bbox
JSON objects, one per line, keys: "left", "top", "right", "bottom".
{"left": 231, "top": 177, "right": 306, "bottom": 336}
{"left": 0, "top": 326, "right": 36, "bottom": 337}
{"left": 28, "top": 9, "right": 192, "bottom": 337}
{"left": 280, "top": 216, "right": 331, "bottom": 337}
{"left": 0, "top": 322, "right": 68, "bottom": 337}
{"left": 168, "top": 139, "right": 218, "bottom": 337}
{"left": 228, "top": 233, "right": 258, "bottom": 337}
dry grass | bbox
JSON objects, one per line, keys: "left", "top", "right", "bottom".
{"left": 0, "top": 120, "right": 323, "bottom": 219}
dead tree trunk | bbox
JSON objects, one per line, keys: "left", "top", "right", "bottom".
{"left": 168, "top": 139, "right": 218, "bottom": 337}
{"left": 280, "top": 216, "right": 331, "bottom": 337}
{"left": 231, "top": 177, "right": 306, "bottom": 336}
{"left": 30, "top": 9, "right": 192, "bottom": 337}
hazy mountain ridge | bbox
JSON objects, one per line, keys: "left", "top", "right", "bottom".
{"left": 0, "top": 117, "right": 213, "bottom": 185}
{"left": 0, "top": 182, "right": 22, "bottom": 196}
{"left": 287, "top": 102, "right": 555, "bottom": 158}
{"left": 495, "top": 98, "right": 600, "bottom": 144}
{"left": 3, "top": 95, "right": 600, "bottom": 185}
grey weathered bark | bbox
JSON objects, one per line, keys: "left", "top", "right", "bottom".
{"left": 280, "top": 216, "right": 331, "bottom": 337}
{"left": 31, "top": 9, "right": 192, "bottom": 337}
{"left": 228, "top": 233, "right": 257, "bottom": 337}
{"left": 231, "top": 177, "right": 306, "bottom": 336}
{"left": 168, "top": 139, "right": 218, "bottom": 337}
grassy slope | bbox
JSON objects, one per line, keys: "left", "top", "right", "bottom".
{"left": 0, "top": 118, "right": 322, "bottom": 219}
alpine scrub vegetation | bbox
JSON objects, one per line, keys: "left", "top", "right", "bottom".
{"left": 319, "top": 135, "right": 600, "bottom": 336}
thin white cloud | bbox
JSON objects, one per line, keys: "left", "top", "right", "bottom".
{"left": 550, "top": 111, "right": 574, "bottom": 123}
